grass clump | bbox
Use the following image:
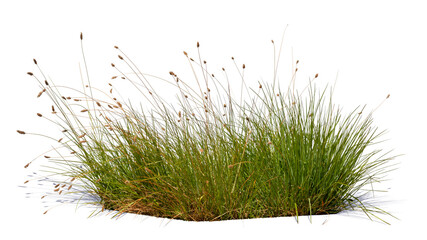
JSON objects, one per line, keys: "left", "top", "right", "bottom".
{"left": 20, "top": 33, "right": 397, "bottom": 223}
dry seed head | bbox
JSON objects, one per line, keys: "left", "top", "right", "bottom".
{"left": 41, "top": 195, "right": 46, "bottom": 199}
{"left": 315, "top": 73, "right": 319, "bottom": 78}
{"left": 74, "top": 99, "right": 81, "bottom": 102}
{"left": 24, "top": 163, "right": 30, "bottom": 168}
{"left": 118, "top": 55, "right": 124, "bottom": 60}
{"left": 121, "top": 77, "right": 125, "bottom": 79}
{"left": 37, "top": 113, "right": 42, "bottom": 117}
{"left": 224, "top": 104, "right": 227, "bottom": 107}
{"left": 37, "top": 89, "right": 46, "bottom": 98}
{"left": 386, "top": 94, "right": 390, "bottom": 99}
{"left": 108, "top": 83, "right": 112, "bottom": 86}
{"left": 27, "top": 72, "right": 33, "bottom": 76}
{"left": 185, "top": 95, "right": 188, "bottom": 98}
{"left": 68, "top": 185, "right": 72, "bottom": 190}
{"left": 79, "top": 140, "right": 87, "bottom": 144}
{"left": 178, "top": 111, "right": 181, "bottom": 118}
{"left": 259, "top": 84, "right": 262, "bottom": 89}
{"left": 296, "top": 60, "right": 299, "bottom": 64}
{"left": 212, "top": 74, "right": 215, "bottom": 77}
{"left": 295, "top": 68, "right": 298, "bottom": 72}
{"left": 17, "top": 130, "right": 26, "bottom": 135}
{"left": 110, "top": 89, "right": 113, "bottom": 94}
{"left": 81, "top": 109, "right": 88, "bottom": 112}
{"left": 203, "top": 60, "right": 206, "bottom": 64}
{"left": 33, "top": 58, "right": 38, "bottom": 65}
{"left": 51, "top": 106, "right": 55, "bottom": 112}
{"left": 197, "top": 42, "right": 200, "bottom": 48}
{"left": 62, "top": 96, "right": 67, "bottom": 100}
{"left": 43, "top": 210, "right": 48, "bottom": 215}
{"left": 183, "top": 51, "right": 188, "bottom": 56}
{"left": 114, "top": 45, "right": 119, "bottom": 49}
{"left": 70, "top": 177, "right": 76, "bottom": 182}
{"left": 231, "top": 56, "right": 234, "bottom": 60}
{"left": 58, "top": 138, "right": 63, "bottom": 143}
{"left": 62, "top": 129, "right": 68, "bottom": 132}
{"left": 112, "top": 76, "right": 117, "bottom": 79}
{"left": 59, "top": 190, "right": 63, "bottom": 195}
{"left": 44, "top": 155, "right": 51, "bottom": 159}
{"left": 24, "top": 180, "right": 29, "bottom": 184}
{"left": 96, "top": 102, "right": 101, "bottom": 107}
{"left": 45, "top": 80, "right": 49, "bottom": 85}
{"left": 277, "top": 93, "right": 280, "bottom": 96}
{"left": 78, "top": 133, "right": 86, "bottom": 138}
{"left": 243, "top": 64, "right": 245, "bottom": 69}
{"left": 117, "top": 102, "right": 122, "bottom": 108}
{"left": 111, "top": 63, "right": 115, "bottom": 67}
{"left": 271, "top": 40, "right": 274, "bottom": 44}
{"left": 80, "top": 32, "right": 83, "bottom": 40}
{"left": 190, "top": 58, "right": 194, "bottom": 61}
{"left": 222, "top": 67, "right": 225, "bottom": 71}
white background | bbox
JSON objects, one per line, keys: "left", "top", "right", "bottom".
{"left": 1, "top": 0, "right": 426, "bottom": 239}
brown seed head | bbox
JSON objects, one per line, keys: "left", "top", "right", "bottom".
{"left": 114, "top": 45, "right": 119, "bottom": 49}
{"left": 315, "top": 73, "right": 319, "bottom": 78}
{"left": 259, "top": 84, "right": 262, "bottom": 89}
{"left": 111, "top": 63, "right": 115, "bottom": 67}
{"left": 80, "top": 32, "right": 83, "bottom": 40}
{"left": 295, "top": 68, "right": 298, "bottom": 72}
{"left": 386, "top": 94, "right": 390, "bottom": 99}
{"left": 37, "top": 89, "right": 46, "bottom": 98}
{"left": 43, "top": 210, "right": 48, "bottom": 214}
{"left": 190, "top": 58, "right": 194, "bottom": 61}
{"left": 185, "top": 95, "right": 188, "bottom": 98}
{"left": 243, "top": 64, "right": 245, "bottom": 69}
{"left": 222, "top": 67, "right": 225, "bottom": 71}
{"left": 78, "top": 133, "right": 86, "bottom": 138}
{"left": 212, "top": 74, "right": 215, "bottom": 77}
{"left": 79, "top": 140, "right": 87, "bottom": 144}
{"left": 271, "top": 40, "right": 274, "bottom": 44}
{"left": 41, "top": 195, "right": 46, "bottom": 199}
{"left": 58, "top": 138, "right": 63, "bottom": 142}
{"left": 112, "top": 76, "right": 117, "bottom": 79}
{"left": 27, "top": 72, "right": 33, "bottom": 76}
{"left": 24, "top": 163, "right": 30, "bottom": 168}
{"left": 33, "top": 58, "right": 38, "bottom": 65}
{"left": 44, "top": 155, "right": 51, "bottom": 159}
{"left": 45, "top": 80, "right": 49, "bottom": 85}
{"left": 17, "top": 130, "right": 26, "bottom": 135}
{"left": 197, "top": 42, "right": 200, "bottom": 48}
{"left": 183, "top": 51, "right": 188, "bottom": 56}
{"left": 24, "top": 180, "right": 29, "bottom": 184}
{"left": 37, "top": 113, "right": 42, "bottom": 117}
{"left": 231, "top": 57, "right": 234, "bottom": 60}
{"left": 118, "top": 55, "right": 124, "bottom": 60}
{"left": 296, "top": 60, "right": 299, "bottom": 64}
{"left": 224, "top": 104, "right": 227, "bottom": 107}
{"left": 203, "top": 60, "right": 206, "bottom": 64}
{"left": 96, "top": 102, "right": 101, "bottom": 107}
